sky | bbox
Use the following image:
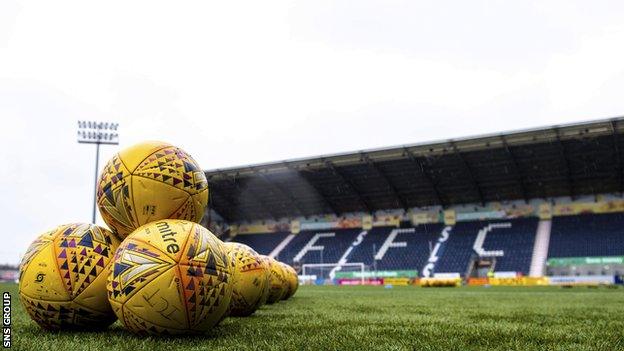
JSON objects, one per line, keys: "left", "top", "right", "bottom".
{"left": 1, "top": 1, "right": 624, "bottom": 265}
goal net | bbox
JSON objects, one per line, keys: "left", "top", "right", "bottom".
{"left": 301, "top": 263, "right": 365, "bottom": 284}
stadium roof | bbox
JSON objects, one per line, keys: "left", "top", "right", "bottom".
{"left": 205, "top": 117, "right": 624, "bottom": 223}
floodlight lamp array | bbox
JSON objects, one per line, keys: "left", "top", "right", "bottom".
{"left": 77, "top": 120, "right": 120, "bottom": 144}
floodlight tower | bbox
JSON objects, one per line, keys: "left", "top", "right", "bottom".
{"left": 77, "top": 121, "right": 120, "bottom": 223}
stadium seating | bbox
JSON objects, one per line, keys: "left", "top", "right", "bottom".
{"left": 374, "top": 224, "right": 443, "bottom": 271}
{"left": 275, "top": 224, "right": 444, "bottom": 272}
{"left": 276, "top": 228, "right": 363, "bottom": 266}
{"left": 232, "top": 213, "right": 624, "bottom": 278}
{"left": 347, "top": 226, "right": 394, "bottom": 266}
{"left": 435, "top": 218, "right": 538, "bottom": 275}
{"left": 481, "top": 217, "right": 538, "bottom": 273}
{"left": 281, "top": 225, "right": 441, "bottom": 271}
{"left": 434, "top": 222, "right": 478, "bottom": 275}
{"left": 548, "top": 213, "right": 624, "bottom": 258}
{"left": 231, "top": 232, "right": 290, "bottom": 255}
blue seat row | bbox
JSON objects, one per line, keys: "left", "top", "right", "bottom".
{"left": 231, "top": 213, "right": 624, "bottom": 277}
{"left": 549, "top": 213, "right": 624, "bottom": 258}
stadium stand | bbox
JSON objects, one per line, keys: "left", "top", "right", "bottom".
{"left": 347, "top": 226, "right": 394, "bottom": 267}
{"left": 231, "top": 232, "right": 290, "bottom": 255}
{"left": 479, "top": 218, "right": 538, "bottom": 273}
{"left": 373, "top": 224, "right": 443, "bottom": 271}
{"left": 277, "top": 229, "right": 362, "bottom": 266}
{"left": 229, "top": 213, "right": 624, "bottom": 278}
{"left": 434, "top": 223, "right": 477, "bottom": 275}
{"left": 206, "top": 118, "right": 624, "bottom": 280}
{"left": 549, "top": 213, "right": 624, "bottom": 258}
{"left": 417, "top": 218, "right": 537, "bottom": 275}
{"left": 206, "top": 119, "right": 624, "bottom": 223}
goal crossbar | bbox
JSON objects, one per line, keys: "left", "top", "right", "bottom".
{"left": 301, "top": 262, "right": 365, "bottom": 284}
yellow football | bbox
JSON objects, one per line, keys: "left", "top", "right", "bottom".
{"left": 19, "top": 223, "right": 121, "bottom": 330}
{"left": 107, "top": 220, "right": 233, "bottom": 335}
{"left": 289, "top": 266, "right": 299, "bottom": 297}
{"left": 96, "top": 141, "right": 208, "bottom": 238}
{"left": 223, "top": 242, "right": 271, "bottom": 317}
{"left": 265, "top": 256, "right": 288, "bottom": 304}
{"left": 281, "top": 263, "right": 299, "bottom": 300}
{"left": 257, "top": 255, "right": 272, "bottom": 306}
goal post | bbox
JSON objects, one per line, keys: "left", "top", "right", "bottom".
{"left": 301, "top": 262, "right": 366, "bottom": 285}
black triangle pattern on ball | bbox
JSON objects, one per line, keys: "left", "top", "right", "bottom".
{"left": 133, "top": 146, "right": 208, "bottom": 195}
{"left": 107, "top": 241, "right": 172, "bottom": 300}
{"left": 97, "top": 153, "right": 136, "bottom": 235}
{"left": 180, "top": 228, "right": 232, "bottom": 328}
{"left": 20, "top": 294, "right": 115, "bottom": 330}
{"left": 98, "top": 181, "right": 135, "bottom": 235}
{"left": 55, "top": 224, "right": 115, "bottom": 298}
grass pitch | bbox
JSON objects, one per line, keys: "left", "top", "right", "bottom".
{"left": 5, "top": 283, "right": 624, "bottom": 350}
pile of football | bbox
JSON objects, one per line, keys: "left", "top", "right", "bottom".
{"left": 18, "top": 141, "right": 298, "bottom": 335}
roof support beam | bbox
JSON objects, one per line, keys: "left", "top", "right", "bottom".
{"left": 501, "top": 136, "right": 529, "bottom": 203}
{"left": 250, "top": 167, "right": 306, "bottom": 217}
{"left": 611, "top": 120, "right": 624, "bottom": 194}
{"left": 324, "top": 159, "right": 372, "bottom": 213}
{"left": 284, "top": 162, "right": 338, "bottom": 216}
{"left": 216, "top": 170, "right": 278, "bottom": 221}
{"left": 404, "top": 147, "right": 444, "bottom": 207}
{"left": 450, "top": 142, "right": 485, "bottom": 206}
{"left": 554, "top": 128, "right": 575, "bottom": 200}
{"left": 360, "top": 152, "right": 408, "bottom": 210}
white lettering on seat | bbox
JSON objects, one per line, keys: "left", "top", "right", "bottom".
{"left": 293, "top": 232, "right": 335, "bottom": 262}
{"left": 473, "top": 223, "right": 511, "bottom": 257}
{"left": 374, "top": 228, "right": 413, "bottom": 261}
